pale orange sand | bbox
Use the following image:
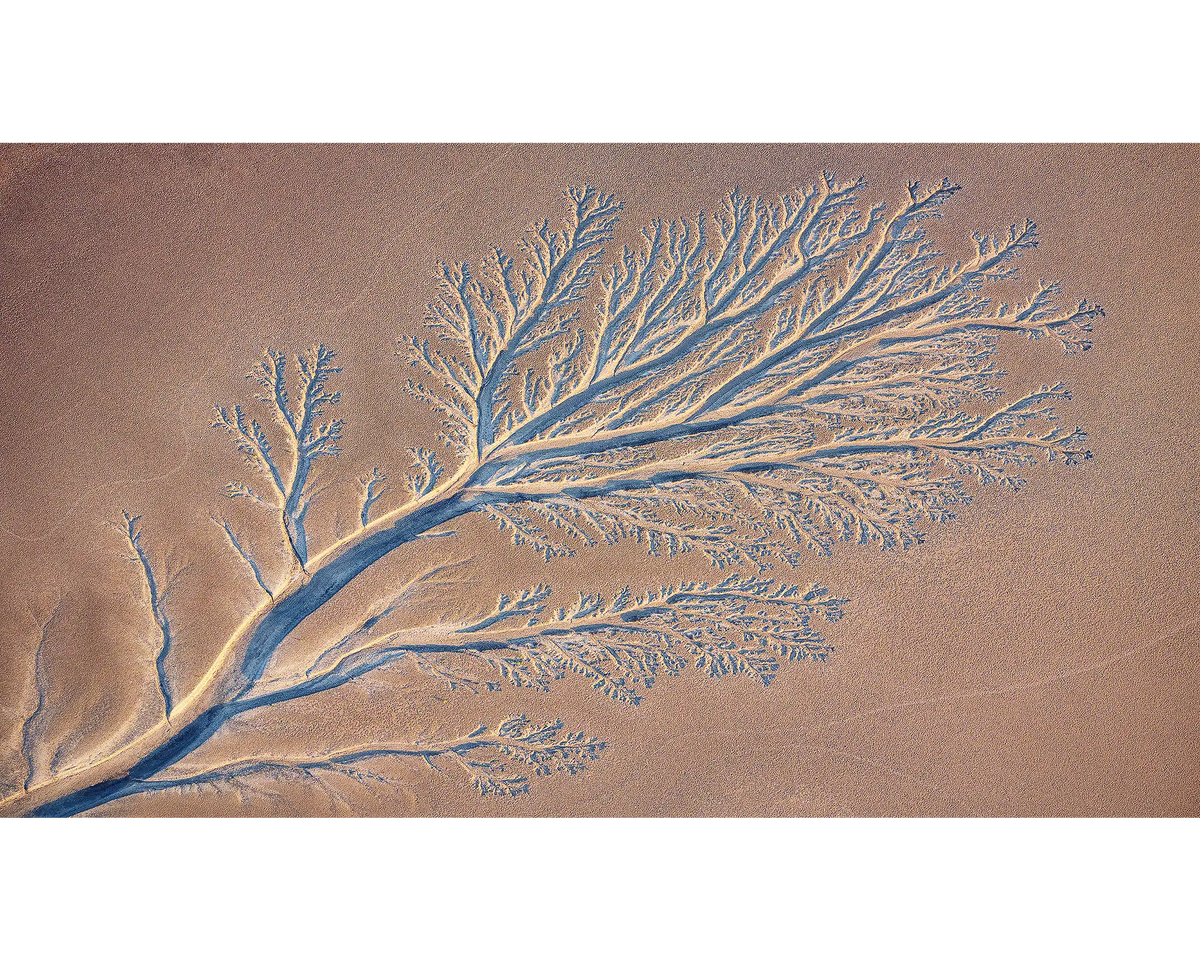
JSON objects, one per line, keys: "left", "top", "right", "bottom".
{"left": 1, "top": 144, "right": 1197, "bottom": 816}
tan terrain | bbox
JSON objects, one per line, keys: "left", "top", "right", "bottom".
{"left": 0, "top": 144, "right": 1196, "bottom": 816}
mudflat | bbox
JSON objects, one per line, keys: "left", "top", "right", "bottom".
{"left": 1, "top": 144, "right": 1196, "bottom": 817}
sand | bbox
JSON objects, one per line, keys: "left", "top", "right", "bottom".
{"left": 1, "top": 144, "right": 1197, "bottom": 816}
